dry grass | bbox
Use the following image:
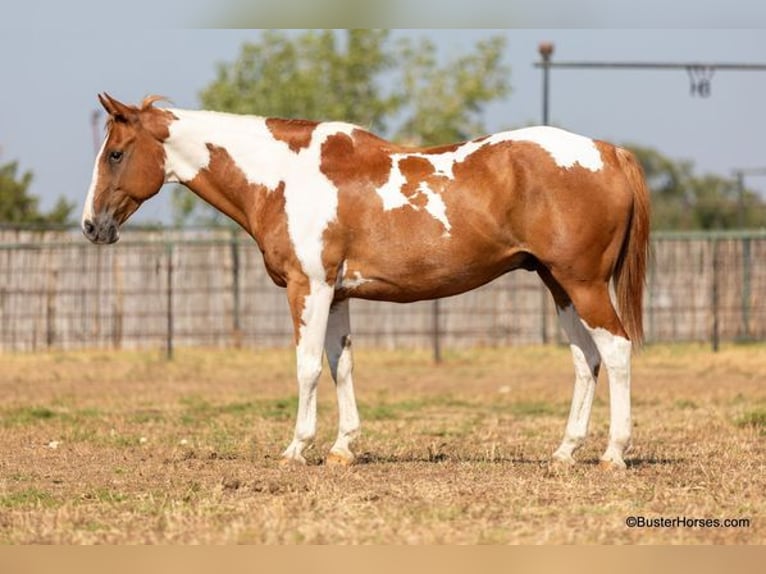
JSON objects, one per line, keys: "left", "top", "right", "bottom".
{"left": 0, "top": 344, "right": 763, "bottom": 544}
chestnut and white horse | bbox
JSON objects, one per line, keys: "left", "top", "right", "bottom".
{"left": 82, "top": 94, "right": 649, "bottom": 468}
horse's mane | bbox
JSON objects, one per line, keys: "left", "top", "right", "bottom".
{"left": 140, "top": 95, "right": 171, "bottom": 110}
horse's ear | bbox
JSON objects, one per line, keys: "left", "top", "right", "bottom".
{"left": 98, "top": 93, "right": 137, "bottom": 124}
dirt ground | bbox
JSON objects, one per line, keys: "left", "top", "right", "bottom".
{"left": 0, "top": 343, "right": 763, "bottom": 544}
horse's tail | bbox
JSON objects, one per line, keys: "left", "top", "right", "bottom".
{"left": 613, "top": 147, "right": 651, "bottom": 348}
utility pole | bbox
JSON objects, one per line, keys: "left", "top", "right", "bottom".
{"left": 732, "top": 168, "right": 766, "bottom": 228}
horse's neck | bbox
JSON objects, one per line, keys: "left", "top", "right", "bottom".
{"left": 164, "top": 109, "right": 292, "bottom": 234}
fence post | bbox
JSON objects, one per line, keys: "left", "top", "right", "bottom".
{"left": 741, "top": 237, "right": 751, "bottom": 340}
{"left": 165, "top": 241, "right": 174, "bottom": 361}
{"left": 711, "top": 238, "right": 720, "bottom": 352}
{"left": 46, "top": 267, "right": 57, "bottom": 349}
{"left": 230, "top": 230, "right": 242, "bottom": 347}
{"left": 111, "top": 254, "right": 124, "bottom": 349}
{"left": 432, "top": 299, "right": 442, "bottom": 363}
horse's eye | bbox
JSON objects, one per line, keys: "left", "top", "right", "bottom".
{"left": 108, "top": 150, "right": 124, "bottom": 164}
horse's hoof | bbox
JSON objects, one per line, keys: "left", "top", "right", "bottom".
{"left": 598, "top": 457, "right": 627, "bottom": 470}
{"left": 551, "top": 451, "right": 577, "bottom": 466}
{"left": 325, "top": 451, "right": 355, "bottom": 467}
{"left": 279, "top": 454, "right": 306, "bottom": 467}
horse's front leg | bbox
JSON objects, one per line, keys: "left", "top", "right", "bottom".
{"left": 281, "top": 277, "right": 335, "bottom": 465}
{"left": 324, "top": 299, "right": 360, "bottom": 466}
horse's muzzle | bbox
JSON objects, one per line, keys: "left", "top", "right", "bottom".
{"left": 82, "top": 216, "right": 119, "bottom": 244}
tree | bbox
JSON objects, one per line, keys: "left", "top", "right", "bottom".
{"left": 173, "top": 29, "right": 510, "bottom": 226}
{"left": 200, "top": 30, "right": 398, "bottom": 132}
{"left": 626, "top": 144, "right": 766, "bottom": 230}
{"left": 394, "top": 35, "right": 509, "bottom": 146}
{"left": 0, "top": 159, "right": 74, "bottom": 225}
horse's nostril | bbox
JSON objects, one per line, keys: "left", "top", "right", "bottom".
{"left": 83, "top": 220, "right": 96, "bottom": 237}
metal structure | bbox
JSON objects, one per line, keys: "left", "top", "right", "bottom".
{"left": 535, "top": 42, "right": 766, "bottom": 123}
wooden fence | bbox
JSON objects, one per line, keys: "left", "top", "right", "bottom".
{"left": 1, "top": 228, "right": 764, "bottom": 354}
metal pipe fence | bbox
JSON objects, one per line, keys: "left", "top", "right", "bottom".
{"left": 1, "top": 228, "right": 764, "bottom": 355}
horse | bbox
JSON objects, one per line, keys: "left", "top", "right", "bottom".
{"left": 82, "top": 94, "right": 650, "bottom": 469}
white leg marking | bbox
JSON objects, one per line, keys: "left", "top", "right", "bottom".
{"left": 552, "top": 304, "right": 601, "bottom": 464}
{"left": 324, "top": 299, "right": 361, "bottom": 464}
{"left": 281, "top": 280, "right": 335, "bottom": 464}
{"left": 582, "top": 322, "right": 633, "bottom": 469}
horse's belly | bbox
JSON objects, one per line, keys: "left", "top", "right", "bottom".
{"left": 334, "top": 248, "right": 531, "bottom": 303}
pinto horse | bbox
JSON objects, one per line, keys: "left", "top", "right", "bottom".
{"left": 82, "top": 94, "right": 649, "bottom": 469}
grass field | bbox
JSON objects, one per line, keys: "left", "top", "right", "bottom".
{"left": 0, "top": 344, "right": 763, "bottom": 544}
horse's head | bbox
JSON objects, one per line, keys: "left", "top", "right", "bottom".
{"left": 82, "top": 93, "right": 171, "bottom": 243}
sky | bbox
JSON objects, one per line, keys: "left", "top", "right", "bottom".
{"left": 2, "top": 5, "right": 766, "bottom": 224}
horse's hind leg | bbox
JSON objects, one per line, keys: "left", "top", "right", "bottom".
{"left": 564, "top": 281, "right": 633, "bottom": 469}
{"left": 540, "top": 271, "right": 602, "bottom": 465}
{"left": 553, "top": 302, "right": 602, "bottom": 465}
{"left": 324, "top": 299, "right": 361, "bottom": 466}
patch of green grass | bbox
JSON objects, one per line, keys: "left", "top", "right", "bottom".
{"left": 130, "top": 409, "right": 167, "bottom": 424}
{"left": 0, "top": 405, "right": 105, "bottom": 428}
{"left": 506, "top": 401, "right": 558, "bottom": 417}
{"left": 258, "top": 397, "right": 299, "bottom": 421}
{"left": 179, "top": 396, "right": 298, "bottom": 425}
{"left": 0, "top": 488, "right": 57, "bottom": 509}
{"left": 674, "top": 399, "right": 698, "bottom": 410}
{"left": 361, "top": 403, "right": 400, "bottom": 421}
{"left": 90, "top": 488, "right": 129, "bottom": 504}
{"left": 735, "top": 408, "right": 766, "bottom": 434}
{"left": 360, "top": 395, "right": 477, "bottom": 421}
{"left": 0, "top": 406, "right": 58, "bottom": 426}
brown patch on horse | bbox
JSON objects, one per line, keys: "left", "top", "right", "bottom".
{"left": 266, "top": 118, "right": 319, "bottom": 153}
{"left": 398, "top": 156, "right": 436, "bottom": 207}
{"left": 183, "top": 145, "right": 302, "bottom": 291}
{"left": 320, "top": 130, "right": 393, "bottom": 190}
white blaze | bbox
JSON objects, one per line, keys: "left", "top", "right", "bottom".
{"left": 82, "top": 135, "right": 108, "bottom": 226}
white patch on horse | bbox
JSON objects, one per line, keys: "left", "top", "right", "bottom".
{"left": 164, "top": 109, "right": 290, "bottom": 188}
{"left": 580, "top": 321, "right": 632, "bottom": 467}
{"left": 163, "top": 110, "right": 356, "bottom": 279}
{"left": 374, "top": 159, "right": 452, "bottom": 235}
{"left": 504, "top": 126, "right": 603, "bottom": 172}
{"left": 282, "top": 278, "right": 334, "bottom": 463}
{"left": 283, "top": 122, "right": 357, "bottom": 278}
{"left": 335, "top": 260, "right": 372, "bottom": 291}
{"left": 418, "top": 182, "right": 451, "bottom": 235}
{"left": 82, "top": 135, "right": 107, "bottom": 226}
{"left": 552, "top": 303, "right": 601, "bottom": 464}
{"left": 375, "top": 159, "right": 410, "bottom": 211}
{"left": 343, "top": 271, "right": 371, "bottom": 290}
{"left": 396, "top": 126, "right": 601, "bottom": 182}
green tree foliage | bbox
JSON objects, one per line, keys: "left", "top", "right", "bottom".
{"left": 173, "top": 29, "right": 510, "bottom": 226}
{"left": 200, "top": 30, "right": 398, "bottom": 132}
{"left": 626, "top": 145, "right": 766, "bottom": 230}
{"left": 395, "top": 35, "right": 510, "bottom": 146}
{"left": 0, "top": 159, "right": 74, "bottom": 225}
